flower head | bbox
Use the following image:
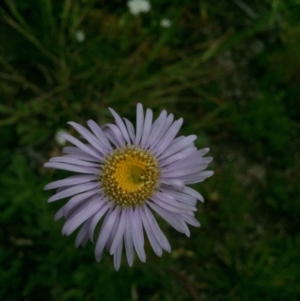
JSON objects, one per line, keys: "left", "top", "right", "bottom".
{"left": 127, "top": 0, "right": 151, "bottom": 15}
{"left": 44, "top": 104, "right": 213, "bottom": 270}
{"left": 160, "top": 18, "right": 172, "bottom": 28}
{"left": 74, "top": 30, "right": 85, "bottom": 43}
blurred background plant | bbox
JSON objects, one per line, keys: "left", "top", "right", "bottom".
{"left": 0, "top": 0, "right": 300, "bottom": 300}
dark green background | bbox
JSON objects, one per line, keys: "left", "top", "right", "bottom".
{"left": 1, "top": 0, "right": 300, "bottom": 300}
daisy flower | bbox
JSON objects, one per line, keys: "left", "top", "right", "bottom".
{"left": 44, "top": 104, "right": 213, "bottom": 270}
{"left": 127, "top": 0, "right": 151, "bottom": 16}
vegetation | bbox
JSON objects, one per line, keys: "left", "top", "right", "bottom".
{"left": 0, "top": 0, "right": 299, "bottom": 300}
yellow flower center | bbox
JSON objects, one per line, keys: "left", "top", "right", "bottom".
{"left": 101, "top": 146, "right": 160, "bottom": 207}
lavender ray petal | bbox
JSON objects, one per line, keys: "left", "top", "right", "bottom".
{"left": 179, "top": 170, "right": 214, "bottom": 184}
{"left": 104, "top": 124, "right": 126, "bottom": 148}
{"left": 140, "top": 206, "right": 162, "bottom": 256}
{"left": 154, "top": 118, "right": 183, "bottom": 157}
{"left": 158, "top": 135, "right": 196, "bottom": 160}
{"left": 124, "top": 209, "right": 134, "bottom": 266}
{"left": 109, "top": 108, "right": 131, "bottom": 144}
{"left": 54, "top": 206, "right": 65, "bottom": 221}
{"left": 62, "top": 196, "right": 104, "bottom": 236}
{"left": 161, "top": 187, "right": 197, "bottom": 205}
{"left": 94, "top": 207, "right": 120, "bottom": 261}
{"left": 44, "top": 162, "right": 98, "bottom": 174}
{"left": 140, "top": 108, "right": 153, "bottom": 148}
{"left": 81, "top": 233, "right": 89, "bottom": 247}
{"left": 63, "top": 191, "right": 102, "bottom": 218}
{"left": 162, "top": 157, "right": 212, "bottom": 173}
{"left": 144, "top": 205, "right": 171, "bottom": 252}
{"left": 154, "top": 192, "right": 197, "bottom": 212}
{"left": 63, "top": 146, "right": 85, "bottom": 155}
{"left": 145, "top": 110, "right": 167, "bottom": 148}
{"left": 113, "top": 240, "right": 123, "bottom": 271}
{"left": 59, "top": 133, "right": 102, "bottom": 159}
{"left": 131, "top": 208, "right": 146, "bottom": 262}
{"left": 110, "top": 208, "right": 127, "bottom": 255}
{"left": 198, "top": 147, "right": 210, "bottom": 157}
{"left": 44, "top": 175, "right": 97, "bottom": 190}
{"left": 151, "top": 196, "right": 194, "bottom": 215}
{"left": 161, "top": 163, "right": 210, "bottom": 178}
{"left": 149, "top": 113, "right": 174, "bottom": 151}
{"left": 181, "top": 214, "right": 201, "bottom": 227}
{"left": 105, "top": 209, "right": 121, "bottom": 252}
{"left": 159, "top": 147, "right": 197, "bottom": 167}
{"left": 183, "top": 186, "right": 204, "bottom": 203}
{"left": 64, "top": 153, "right": 103, "bottom": 163}
{"left": 147, "top": 202, "right": 189, "bottom": 235}
{"left": 49, "top": 156, "right": 100, "bottom": 168}
{"left": 123, "top": 118, "right": 136, "bottom": 143}
{"left": 75, "top": 219, "right": 92, "bottom": 248}
{"left": 161, "top": 151, "right": 213, "bottom": 170}
{"left": 47, "top": 182, "right": 99, "bottom": 202}
{"left": 63, "top": 147, "right": 99, "bottom": 162}
{"left": 87, "top": 119, "right": 112, "bottom": 150}
{"left": 88, "top": 202, "right": 111, "bottom": 242}
{"left": 135, "top": 103, "right": 144, "bottom": 145}
{"left": 68, "top": 121, "right": 107, "bottom": 153}
{"left": 160, "top": 178, "right": 185, "bottom": 190}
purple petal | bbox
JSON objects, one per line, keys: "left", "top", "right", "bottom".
{"left": 113, "top": 240, "right": 123, "bottom": 271}
{"left": 140, "top": 206, "right": 162, "bottom": 256}
{"left": 158, "top": 135, "right": 196, "bottom": 160}
{"left": 145, "top": 110, "right": 167, "bottom": 148}
{"left": 181, "top": 214, "right": 201, "bottom": 227}
{"left": 105, "top": 209, "right": 121, "bottom": 253}
{"left": 131, "top": 207, "right": 146, "bottom": 262}
{"left": 135, "top": 103, "right": 144, "bottom": 145}
{"left": 109, "top": 108, "right": 131, "bottom": 144}
{"left": 44, "top": 162, "right": 99, "bottom": 174}
{"left": 162, "top": 156, "right": 213, "bottom": 174}
{"left": 151, "top": 196, "right": 194, "bottom": 215}
{"left": 160, "top": 178, "right": 185, "bottom": 190}
{"left": 94, "top": 207, "right": 120, "bottom": 261}
{"left": 183, "top": 186, "right": 204, "bottom": 203}
{"left": 148, "top": 202, "right": 190, "bottom": 236}
{"left": 123, "top": 118, "right": 136, "bottom": 143}
{"left": 63, "top": 191, "right": 102, "bottom": 218}
{"left": 68, "top": 122, "right": 108, "bottom": 154}
{"left": 162, "top": 163, "right": 210, "bottom": 178}
{"left": 179, "top": 170, "right": 214, "bottom": 184}
{"left": 75, "top": 219, "right": 91, "bottom": 248}
{"left": 144, "top": 205, "right": 171, "bottom": 252}
{"left": 153, "top": 192, "right": 196, "bottom": 213}
{"left": 54, "top": 206, "right": 65, "bottom": 221}
{"left": 88, "top": 202, "right": 111, "bottom": 242}
{"left": 47, "top": 182, "right": 99, "bottom": 202}
{"left": 63, "top": 147, "right": 99, "bottom": 161}
{"left": 140, "top": 109, "right": 153, "bottom": 148}
{"left": 110, "top": 209, "right": 127, "bottom": 255}
{"left": 62, "top": 195, "right": 104, "bottom": 236}
{"left": 124, "top": 210, "right": 134, "bottom": 266}
{"left": 49, "top": 156, "right": 100, "bottom": 168}
{"left": 44, "top": 175, "right": 96, "bottom": 190}
{"left": 59, "top": 133, "right": 102, "bottom": 159}
{"left": 149, "top": 113, "right": 174, "bottom": 151}
{"left": 104, "top": 124, "right": 125, "bottom": 148}
{"left": 159, "top": 146, "right": 197, "bottom": 167}
{"left": 198, "top": 147, "right": 210, "bottom": 157}
{"left": 154, "top": 118, "right": 183, "bottom": 157}
{"left": 161, "top": 187, "right": 197, "bottom": 205}
{"left": 87, "top": 119, "right": 112, "bottom": 150}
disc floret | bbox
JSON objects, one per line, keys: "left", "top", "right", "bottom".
{"left": 101, "top": 146, "right": 160, "bottom": 207}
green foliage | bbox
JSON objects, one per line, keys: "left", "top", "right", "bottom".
{"left": 1, "top": 0, "right": 300, "bottom": 300}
